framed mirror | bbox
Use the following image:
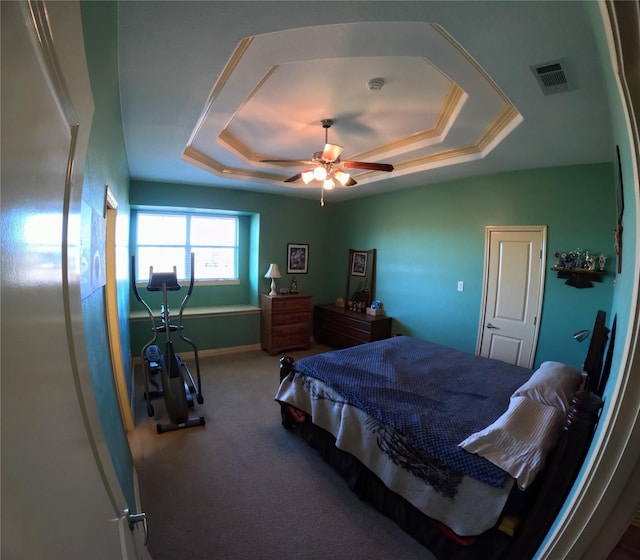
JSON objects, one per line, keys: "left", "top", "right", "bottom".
{"left": 346, "top": 248, "right": 376, "bottom": 309}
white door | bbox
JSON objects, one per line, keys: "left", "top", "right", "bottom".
{"left": 1, "top": 2, "right": 148, "bottom": 558}
{"left": 477, "top": 226, "right": 546, "bottom": 368}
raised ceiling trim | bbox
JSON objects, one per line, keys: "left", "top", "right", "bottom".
{"left": 432, "top": 23, "right": 515, "bottom": 106}
{"left": 352, "top": 83, "right": 468, "bottom": 161}
{"left": 183, "top": 36, "right": 254, "bottom": 150}
{"left": 477, "top": 105, "right": 524, "bottom": 152}
{"left": 183, "top": 145, "right": 317, "bottom": 188}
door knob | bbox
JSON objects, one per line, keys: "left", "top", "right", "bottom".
{"left": 125, "top": 508, "right": 148, "bottom": 545}
{"left": 487, "top": 323, "right": 499, "bottom": 329}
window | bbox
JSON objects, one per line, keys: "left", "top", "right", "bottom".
{"left": 135, "top": 212, "right": 238, "bottom": 282}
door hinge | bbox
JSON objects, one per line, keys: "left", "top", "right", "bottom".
{"left": 534, "top": 316, "right": 537, "bottom": 326}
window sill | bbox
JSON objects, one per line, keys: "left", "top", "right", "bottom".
{"left": 134, "top": 279, "right": 240, "bottom": 288}
{"left": 129, "top": 304, "right": 260, "bottom": 321}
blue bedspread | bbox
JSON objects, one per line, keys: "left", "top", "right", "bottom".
{"left": 294, "top": 336, "right": 533, "bottom": 487}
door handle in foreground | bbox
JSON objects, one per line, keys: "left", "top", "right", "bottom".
{"left": 486, "top": 323, "right": 499, "bottom": 329}
{"left": 125, "top": 508, "right": 148, "bottom": 545}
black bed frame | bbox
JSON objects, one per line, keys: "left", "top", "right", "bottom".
{"left": 277, "top": 310, "right": 614, "bottom": 560}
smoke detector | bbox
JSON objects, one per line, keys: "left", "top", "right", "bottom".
{"left": 366, "top": 78, "right": 385, "bottom": 92}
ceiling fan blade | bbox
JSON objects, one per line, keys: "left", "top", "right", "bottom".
{"left": 322, "top": 143, "right": 343, "bottom": 162}
{"left": 284, "top": 173, "right": 302, "bottom": 183}
{"left": 261, "top": 159, "right": 315, "bottom": 165}
{"left": 342, "top": 161, "right": 394, "bottom": 172}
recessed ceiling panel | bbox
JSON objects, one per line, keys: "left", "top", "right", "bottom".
{"left": 228, "top": 56, "right": 451, "bottom": 158}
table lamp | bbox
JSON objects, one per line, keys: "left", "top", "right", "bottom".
{"left": 264, "top": 263, "right": 281, "bottom": 296}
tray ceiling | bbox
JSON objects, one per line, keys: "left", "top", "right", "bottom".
{"left": 118, "top": 1, "right": 612, "bottom": 203}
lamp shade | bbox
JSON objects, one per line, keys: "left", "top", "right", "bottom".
{"left": 264, "top": 263, "right": 281, "bottom": 296}
{"left": 301, "top": 170, "right": 315, "bottom": 184}
{"left": 333, "top": 169, "right": 351, "bottom": 186}
{"left": 264, "top": 263, "right": 281, "bottom": 279}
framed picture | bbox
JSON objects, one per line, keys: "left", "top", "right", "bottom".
{"left": 351, "top": 251, "right": 368, "bottom": 276}
{"left": 287, "top": 243, "right": 308, "bottom": 274}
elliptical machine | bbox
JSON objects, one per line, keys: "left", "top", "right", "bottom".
{"left": 131, "top": 253, "right": 205, "bottom": 434}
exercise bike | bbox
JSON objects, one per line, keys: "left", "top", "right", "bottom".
{"left": 131, "top": 253, "right": 205, "bottom": 434}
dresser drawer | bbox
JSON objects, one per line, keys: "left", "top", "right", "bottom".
{"left": 313, "top": 304, "right": 392, "bottom": 348}
{"left": 272, "top": 311, "right": 311, "bottom": 326}
{"left": 272, "top": 323, "right": 309, "bottom": 337}
{"left": 318, "top": 311, "right": 371, "bottom": 336}
{"left": 271, "top": 297, "right": 311, "bottom": 312}
{"left": 271, "top": 323, "right": 309, "bottom": 353}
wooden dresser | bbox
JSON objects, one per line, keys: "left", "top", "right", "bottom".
{"left": 261, "top": 294, "right": 312, "bottom": 355}
{"left": 313, "top": 304, "right": 392, "bottom": 348}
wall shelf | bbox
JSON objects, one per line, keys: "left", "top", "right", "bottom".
{"left": 552, "top": 267, "right": 607, "bottom": 289}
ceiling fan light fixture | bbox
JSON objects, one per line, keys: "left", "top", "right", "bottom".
{"left": 301, "top": 170, "right": 315, "bottom": 184}
{"left": 313, "top": 166, "right": 327, "bottom": 181}
{"left": 333, "top": 170, "right": 351, "bottom": 186}
{"left": 270, "top": 118, "right": 392, "bottom": 199}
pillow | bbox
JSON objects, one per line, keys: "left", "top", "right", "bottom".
{"left": 511, "top": 361, "right": 582, "bottom": 413}
{"left": 459, "top": 396, "right": 565, "bottom": 489}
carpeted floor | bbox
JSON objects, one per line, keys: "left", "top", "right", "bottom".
{"left": 129, "top": 345, "right": 436, "bottom": 560}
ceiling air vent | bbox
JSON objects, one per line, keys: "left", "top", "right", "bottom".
{"left": 531, "top": 61, "right": 570, "bottom": 95}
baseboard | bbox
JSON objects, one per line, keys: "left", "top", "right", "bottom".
{"left": 131, "top": 343, "right": 261, "bottom": 366}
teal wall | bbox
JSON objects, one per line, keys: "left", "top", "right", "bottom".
{"left": 130, "top": 163, "right": 615, "bottom": 372}
{"left": 128, "top": 181, "right": 335, "bottom": 354}
{"left": 130, "top": 181, "right": 333, "bottom": 302}
{"left": 80, "top": 1, "right": 136, "bottom": 510}
{"left": 329, "top": 164, "right": 615, "bottom": 370}
{"left": 586, "top": 3, "right": 638, "bottom": 386}
{"left": 131, "top": 312, "right": 261, "bottom": 357}
{"left": 538, "top": 3, "right": 639, "bottom": 554}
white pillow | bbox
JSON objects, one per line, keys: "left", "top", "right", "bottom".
{"left": 511, "top": 361, "right": 582, "bottom": 413}
{"left": 459, "top": 396, "right": 565, "bottom": 489}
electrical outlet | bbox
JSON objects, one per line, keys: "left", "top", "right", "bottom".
{"left": 457, "top": 281, "right": 464, "bottom": 292}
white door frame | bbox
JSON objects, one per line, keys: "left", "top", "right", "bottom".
{"left": 105, "top": 187, "right": 135, "bottom": 431}
{"left": 477, "top": 225, "right": 546, "bottom": 368}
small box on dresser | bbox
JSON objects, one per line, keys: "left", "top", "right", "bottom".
{"left": 261, "top": 294, "right": 312, "bottom": 355}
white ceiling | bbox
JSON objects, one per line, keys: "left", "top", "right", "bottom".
{"left": 117, "top": 1, "right": 612, "bottom": 203}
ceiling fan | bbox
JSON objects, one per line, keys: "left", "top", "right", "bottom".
{"left": 261, "top": 119, "right": 394, "bottom": 203}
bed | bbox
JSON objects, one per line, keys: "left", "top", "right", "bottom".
{"left": 274, "top": 310, "right": 613, "bottom": 560}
